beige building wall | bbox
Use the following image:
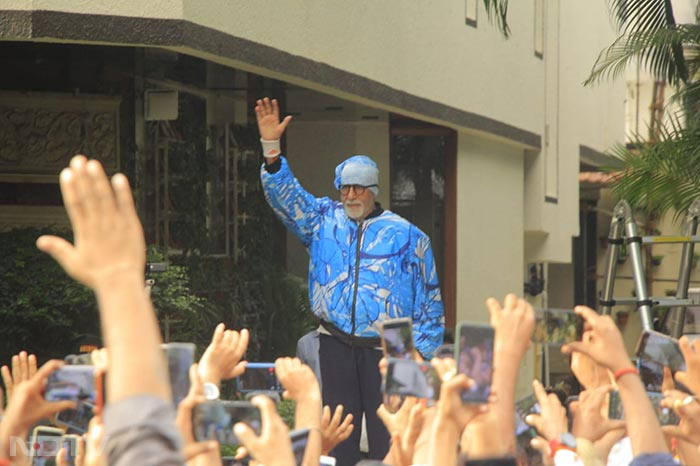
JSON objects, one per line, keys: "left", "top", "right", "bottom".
{"left": 455, "top": 132, "right": 533, "bottom": 392}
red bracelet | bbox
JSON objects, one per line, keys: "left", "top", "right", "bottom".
{"left": 613, "top": 366, "right": 639, "bottom": 382}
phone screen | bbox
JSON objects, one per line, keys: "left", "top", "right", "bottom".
{"left": 162, "top": 342, "right": 195, "bottom": 405}
{"left": 609, "top": 390, "right": 679, "bottom": 425}
{"left": 192, "top": 401, "right": 261, "bottom": 446}
{"left": 635, "top": 330, "right": 686, "bottom": 372}
{"left": 237, "top": 363, "right": 283, "bottom": 393}
{"left": 384, "top": 358, "right": 441, "bottom": 400}
{"left": 45, "top": 365, "right": 96, "bottom": 404}
{"left": 456, "top": 323, "right": 494, "bottom": 403}
{"left": 513, "top": 396, "right": 544, "bottom": 466}
{"left": 56, "top": 402, "right": 95, "bottom": 434}
{"left": 30, "top": 427, "right": 63, "bottom": 466}
{"left": 532, "top": 308, "right": 583, "bottom": 345}
{"left": 290, "top": 428, "right": 310, "bottom": 466}
{"left": 381, "top": 318, "right": 414, "bottom": 359}
{"left": 638, "top": 358, "right": 665, "bottom": 392}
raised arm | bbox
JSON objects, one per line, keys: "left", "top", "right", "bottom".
{"left": 255, "top": 97, "right": 292, "bottom": 164}
{"left": 562, "top": 306, "right": 668, "bottom": 458}
{"left": 37, "top": 155, "right": 169, "bottom": 403}
{"left": 37, "top": 155, "right": 185, "bottom": 466}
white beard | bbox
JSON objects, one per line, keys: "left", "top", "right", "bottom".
{"left": 343, "top": 202, "right": 364, "bottom": 220}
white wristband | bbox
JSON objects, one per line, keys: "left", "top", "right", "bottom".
{"left": 261, "top": 138, "right": 281, "bottom": 159}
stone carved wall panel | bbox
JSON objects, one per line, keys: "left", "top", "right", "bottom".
{"left": 0, "top": 92, "right": 121, "bottom": 178}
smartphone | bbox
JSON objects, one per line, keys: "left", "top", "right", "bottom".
{"left": 162, "top": 342, "right": 195, "bottom": 405}
{"left": 29, "top": 426, "right": 64, "bottom": 466}
{"left": 531, "top": 308, "right": 584, "bottom": 345}
{"left": 384, "top": 358, "right": 441, "bottom": 400}
{"left": 237, "top": 363, "right": 283, "bottom": 393}
{"left": 56, "top": 402, "right": 95, "bottom": 434}
{"left": 455, "top": 323, "right": 494, "bottom": 403}
{"left": 608, "top": 390, "right": 679, "bottom": 426}
{"left": 290, "top": 428, "right": 310, "bottom": 466}
{"left": 61, "top": 435, "right": 80, "bottom": 466}
{"left": 381, "top": 318, "right": 415, "bottom": 359}
{"left": 638, "top": 358, "right": 665, "bottom": 392}
{"left": 45, "top": 365, "right": 97, "bottom": 404}
{"left": 514, "top": 394, "right": 540, "bottom": 438}
{"left": 192, "top": 400, "right": 261, "bottom": 446}
{"left": 635, "top": 330, "right": 686, "bottom": 372}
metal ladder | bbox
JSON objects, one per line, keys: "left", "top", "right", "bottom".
{"left": 599, "top": 199, "right": 700, "bottom": 337}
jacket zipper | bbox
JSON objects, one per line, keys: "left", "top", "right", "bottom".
{"left": 350, "top": 220, "right": 364, "bottom": 340}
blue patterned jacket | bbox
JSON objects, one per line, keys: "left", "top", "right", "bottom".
{"left": 261, "top": 157, "right": 444, "bottom": 357}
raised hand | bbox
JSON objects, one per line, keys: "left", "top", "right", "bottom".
{"left": 198, "top": 323, "right": 249, "bottom": 386}
{"left": 675, "top": 336, "right": 700, "bottom": 396}
{"left": 570, "top": 385, "right": 626, "bottom": 442}
{"left": 275, "top": 357, "right": 320, "bottom": 403}
{"left": 525, "top": 380, "right": 567, "bottom": 442}
{"left": 561, "top": 306, "right": 632, "bottom": 373}
{"left": 255, "top": 97, "right": 292, "bottom": 141}
{"left": 660, "top": 390, "right": 700, "bottom": 445}
{"left": 234, "top": 395, "right": 296, "bottom": 466}
{"left": 1, "top": 350, "right": 38, "bottom": 404}
{"left": 36, "top": 156, "right": 145, "bottom": 290}
{"left": 320, "top": 405, "right": 354, "bottom": 455}
{"left": 0, "top": 359, "right": 76, "bottom": 445}
{"left": 486, "top": 293, "right": 535, "bottom": 357}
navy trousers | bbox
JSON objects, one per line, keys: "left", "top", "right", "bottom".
{"left": 319, "top": 334, "right": 390, "bottom": 466}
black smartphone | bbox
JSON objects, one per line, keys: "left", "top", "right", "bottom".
{"left": 531, "top": 308, "right": 583, "bottom": 345}
{"left": 29, "top": 426, "right": 64, "bottom": 466}
{"left": 635, "top": 330, "right": 686, "bottom": 372}
{"left": 237, "top": 363, "right": 283, "bottom": 393}
{"left": 384, "top": 358, "right": 441, "bottom": 400}
{"left": 162, "top": 342, "right": 195, "bottom": 405}
{"left": 290, "top": 428, "right": 311, "bottom": 466}
{"left": 381, "top": 318, "right": 414, "bottom": 359}
{"left": 192, "top": 400, "right": 262, "bottom": 446}
{"left": 455, "top": 323, "right": 494, "bottom": 403}
{"left": 608, "top": 390, "right": 679, "bottom": 426}
{"left": 61, "top": 435, "right": 80, "bottom": 466}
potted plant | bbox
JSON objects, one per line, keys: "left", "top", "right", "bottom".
{"left": 651, "top": 255, "right": 664, "bottom": 266}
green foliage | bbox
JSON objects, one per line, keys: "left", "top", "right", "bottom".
{"left": 0, "top": 228, "right": 96, "bottom": 363}
{"left": 607, "top": 117, "right": 700, "bottom": 221}
{"left": 587, "top": 0, "right": 690, "bottom": 86}
{"left": 182, "top": 255, "right": 315, "bottom": 362}
{"left": 482, "top": 0, "right": 510, "bottom": 38}
{"left": 147, "top": 247, "right": 214, "bottom": 345}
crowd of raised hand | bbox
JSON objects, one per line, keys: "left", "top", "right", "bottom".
{"left": 1, "top": 155, "right": 700, "bottom": 466}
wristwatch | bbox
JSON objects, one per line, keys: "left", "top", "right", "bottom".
{"left": 549, "top": 432, "right": 577, "bottom": 458}
{"left": 203, "top": 382, "right": 220, "bottom": 400}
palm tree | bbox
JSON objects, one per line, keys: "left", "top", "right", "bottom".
{"left": 588, "top": 0, "right": 700, "bottom": 220}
